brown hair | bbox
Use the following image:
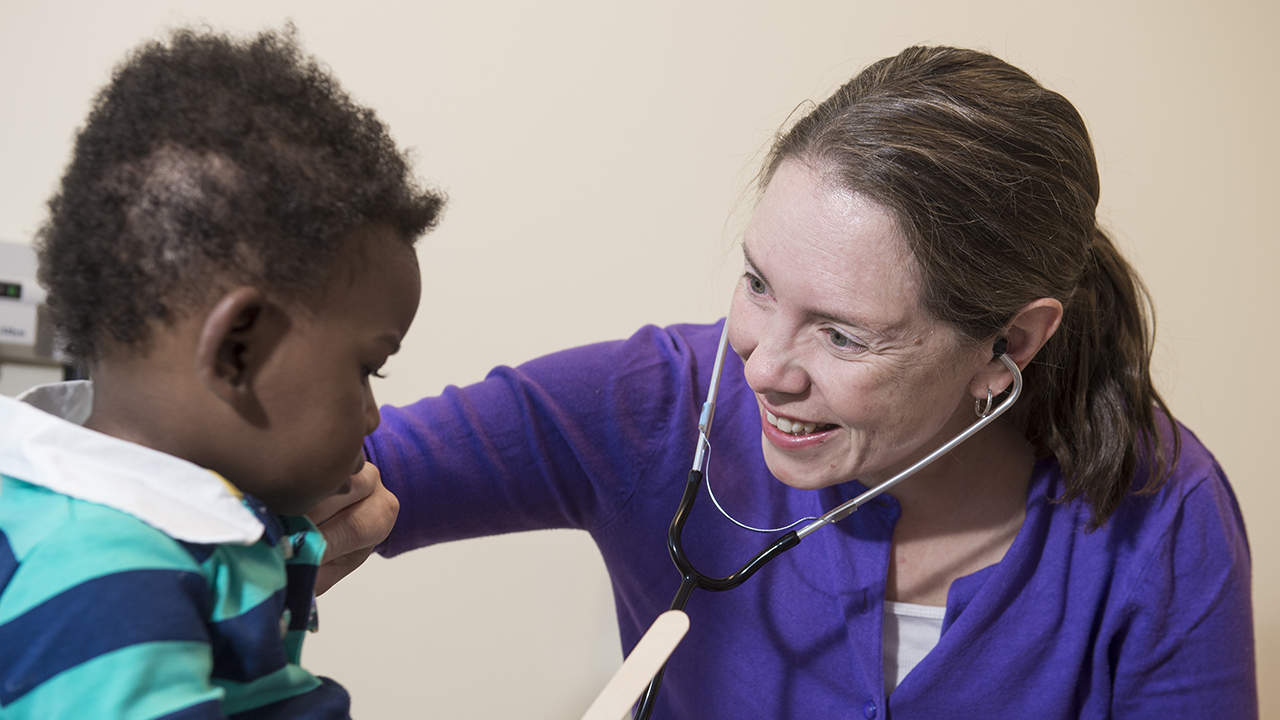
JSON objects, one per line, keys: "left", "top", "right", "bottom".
{"left": 763, "top": 46, "right": 1176, "bottom": 527}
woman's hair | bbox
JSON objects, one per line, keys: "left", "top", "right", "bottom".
{"left": 763, "top": 46, "right": 1176, "bottom": 527}
{"left": 37, "top": 26, "right": 444, "bottom": 363}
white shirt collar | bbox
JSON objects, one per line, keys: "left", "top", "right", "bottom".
{"left": 1, "top": 381, "right": 264, "bottom": 544}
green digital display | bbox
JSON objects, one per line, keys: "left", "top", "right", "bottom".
{"left": 0, "top": 281, "right": 20, "bottom": 300}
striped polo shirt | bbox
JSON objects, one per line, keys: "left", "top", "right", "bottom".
{"left": 0, "top": 382, "right": 351, "bottom": 719}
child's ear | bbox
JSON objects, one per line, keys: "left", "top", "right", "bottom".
{"left": 194, "top": 287, "right": 279, "bottom": 408}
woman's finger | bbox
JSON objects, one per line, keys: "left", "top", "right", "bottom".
{"left": 308, "top": 459, "right": 379, "bottom": 526}
{"left": 308, "top": 462, "right": 400, "bottom": 595}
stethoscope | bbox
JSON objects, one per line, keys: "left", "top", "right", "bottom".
{"left": 630, "top": 323, "right": 1023, "bottom": 720}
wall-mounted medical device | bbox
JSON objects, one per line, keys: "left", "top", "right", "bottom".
{"left": 0, "top": 239, "right": 64, "bottom": 366}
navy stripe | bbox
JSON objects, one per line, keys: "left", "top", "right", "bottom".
{"left": 0, "top": 532, "right": 16, "bottom": 592}
{"left": 241, "top": 495, "right": 284, "bottom": 545}
{"left": 0, "top": 569, "right": 209, "bottom": 705}
{"left": 208, "top": 588, "right": 288, "bottom": 683}
{"left": 177, "top": 540, "right": 218, "bottom": 565}
{"left": 284, "top": 564, "right": 317, "bottom": 631}
{"left": 230, "top": 676, "right": 351, "bottom": 720}
{"left": 156, "top": 699, "right": 223, "bottom": 720}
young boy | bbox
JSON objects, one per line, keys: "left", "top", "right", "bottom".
{"left": 0, "top": 27, "right": 442, "bottom": 718}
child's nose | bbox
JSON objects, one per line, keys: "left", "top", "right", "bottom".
{"left": 364, "top": 389, "right": 381, "bottom": 436}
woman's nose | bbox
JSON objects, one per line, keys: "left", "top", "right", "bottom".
{"left": 741, "top": 325, "right": 809, "bottom": 397}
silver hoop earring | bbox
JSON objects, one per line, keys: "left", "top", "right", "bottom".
{"left": 975, "top": 388, "right": 994, "bottom": 418}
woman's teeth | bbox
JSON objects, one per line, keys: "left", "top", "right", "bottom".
{"left": 766, "top": 410, "right": 819, "bottom": 435}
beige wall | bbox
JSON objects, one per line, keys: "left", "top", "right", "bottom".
{"left": 3, "top": 1, "right": 1276, "bottom": 716}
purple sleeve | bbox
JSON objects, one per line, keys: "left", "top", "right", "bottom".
{"left": 365, "top": 324, "right": 707, "bottom": 557}
{"left": 1111, "top": 460, "right": 1257, "bottom": 718}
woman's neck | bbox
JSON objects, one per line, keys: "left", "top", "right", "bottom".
{"left": 884, "top": 417, "right": 1035, "bottom": 605}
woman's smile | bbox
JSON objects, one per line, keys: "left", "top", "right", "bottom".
{"left": 759, "top": 405, "right": 839, "bottom": 449}
{"left": 764, "top": 409, "right": 821, "bottom": 436}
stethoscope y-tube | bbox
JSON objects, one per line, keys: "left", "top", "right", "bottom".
{"left": 631, "top": 324, "right": 1022, "bottom": 720}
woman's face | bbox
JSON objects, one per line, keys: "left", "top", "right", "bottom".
{"left": 729, "top": 159, "right": 993, "bottom": 491}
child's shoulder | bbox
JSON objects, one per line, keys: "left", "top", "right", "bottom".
{"left": 1, "top": 476, "right": 210, "bottom": 607}
{"left": 0, "top": 477, "right": 235, "bottom": 716}
{"left": 2, "top": 474, "right": 202, "bottom": 550}
{"left": 1, "top": 384, "right": 266, "bottom": 548}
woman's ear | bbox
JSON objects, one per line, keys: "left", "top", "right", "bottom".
{"left": 969, "top": 297, "right": 1064, "bottom": 398}
{"left": 194, "top": 287, "right": 277, "bottom": 411}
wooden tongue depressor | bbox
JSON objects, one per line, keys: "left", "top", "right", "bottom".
{"left": 578, "top": 610, "right": 691, "bottom": 720}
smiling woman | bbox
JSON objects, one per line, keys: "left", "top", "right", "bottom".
{"left": 728, "top": 163, "right": 1026, "bottom": 503}
{"left": 760, "top": 47, "right": 1175, "bottom": 531}
{"left": 324, "top": 45, "right": 1256, "bottom": 719}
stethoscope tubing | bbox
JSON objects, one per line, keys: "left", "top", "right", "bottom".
{"left": 632, "top": 322, "right": 1023, "bottom": 720}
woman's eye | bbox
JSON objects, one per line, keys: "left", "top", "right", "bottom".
{"left": 745, "top": 273, "right": 767, "bottom": 295}
{"left": 826, "top": 328, "right": 864, "bottom": 351}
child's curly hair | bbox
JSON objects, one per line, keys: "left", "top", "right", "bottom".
{"left": 37, "top": 26, "right": 444, "bottom": 363}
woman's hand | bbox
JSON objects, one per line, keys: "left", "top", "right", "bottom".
{"left": 307, "top": 461, "right": 400, "bottom": 595}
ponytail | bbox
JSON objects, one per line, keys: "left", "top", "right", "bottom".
{"left": 1016, "top": 228, "right": 1179, "bottom": 528}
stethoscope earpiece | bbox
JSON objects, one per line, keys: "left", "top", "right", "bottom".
{"left": 993, "top": 336, "right": 1009, "bottom": 358}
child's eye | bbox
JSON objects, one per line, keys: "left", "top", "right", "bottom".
{"left": 363, "top": 366, "right": 388, "bottom": 380}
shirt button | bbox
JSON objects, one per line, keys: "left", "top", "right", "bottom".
{"left": 863, "top": 699, "right": 878, "bottom": 719}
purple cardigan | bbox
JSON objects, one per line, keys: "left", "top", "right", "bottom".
{"left": 369, "top": 321, "right": 1256, "bottom": 719}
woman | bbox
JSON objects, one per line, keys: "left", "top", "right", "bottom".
{"left": 315, "top": 46, "right": 1256, "bottom": 718}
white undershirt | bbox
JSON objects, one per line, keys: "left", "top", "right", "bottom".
{"left": 882, "top": 600, "right": 947, "bottom": 696}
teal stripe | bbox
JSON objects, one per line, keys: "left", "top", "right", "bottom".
{"left": 203, "top": 542, "right": 286, "bottom": 623}
{"left": 1, "top": 641, "right": 222, "bottom": 719}
{"left": 0, "top": 477, "right": 69, "bottom": 557}
{"left": 215, "top": 663, "right": 321, "bottom": 715}
{"left": 0, "top": 477, "right": 287, "bottom": 624}
{"left": 279, "top": 516, "right": 327, "bottom": 565}
{"left": 0, "top": 483, "right": 202, "bottom": 622}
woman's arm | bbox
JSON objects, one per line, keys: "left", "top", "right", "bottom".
{"left": 311, "top": 321, "right": 718, "bottom": 589}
